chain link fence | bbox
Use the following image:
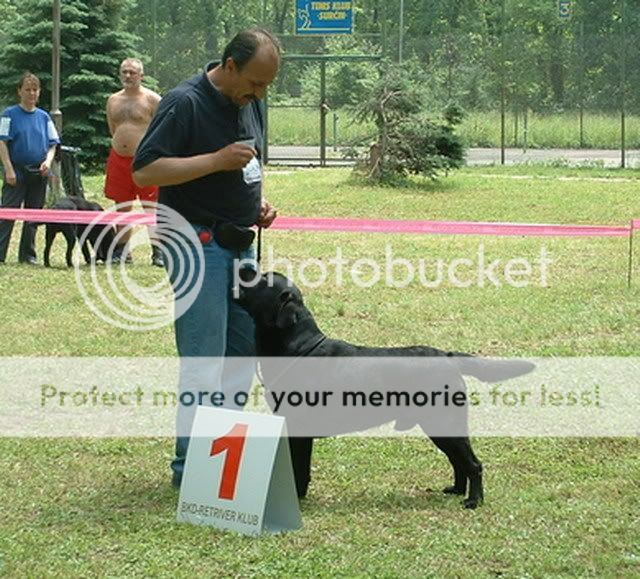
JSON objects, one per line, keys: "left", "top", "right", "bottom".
{"left": 247, "top": 1, "right": 639, "bottom": 166}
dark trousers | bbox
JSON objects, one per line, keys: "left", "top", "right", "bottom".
{"left": 0, "top": 176, "right": 47, "bottom": 263}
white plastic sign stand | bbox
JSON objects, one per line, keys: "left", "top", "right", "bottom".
{"left": 176, "top": 407, "right": 302, "bottom": 536}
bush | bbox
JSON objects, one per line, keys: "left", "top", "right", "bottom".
{"left": 350, "top": 63, "right": 466, "bottom": 182}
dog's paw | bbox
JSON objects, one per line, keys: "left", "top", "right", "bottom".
{"left": 463, "top": 496, "right": 483, "bottom": 509}
{"left": 442, "top": 485, "right": 466, "bottom": 495}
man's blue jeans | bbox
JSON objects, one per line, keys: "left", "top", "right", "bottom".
{"left": 164, "top": 224, "right": 256, "bottom": 482}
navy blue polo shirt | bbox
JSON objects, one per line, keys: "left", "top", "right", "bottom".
{"left": 133, "top": 63, "right": 264, "bottom": 226}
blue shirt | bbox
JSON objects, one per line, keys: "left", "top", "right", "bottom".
{"left": 0, "top": 105, "right": 60, "bottom": 171}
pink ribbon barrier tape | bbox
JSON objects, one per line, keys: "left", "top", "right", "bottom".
{"left": 0, "top": 208, "right": 154, "bottom": 226}
{"left": 271, "top": 216, "right": 631, "bottom": 238}
{"left": 0, "top": 208, "right": 631, "bottom": 238}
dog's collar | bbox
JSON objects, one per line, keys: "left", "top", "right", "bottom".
{"left": 256, "top": 335, "right": 326, "bottom": 389}
{"left": 297, "top": 334, "right": 327, "bottom": 357}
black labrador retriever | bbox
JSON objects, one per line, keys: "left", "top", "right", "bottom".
{"left": 234, "top": 269, "right": 534, "bottom": 509}
{"left": 43, "top": 196, "right": 116, "bottom": 267}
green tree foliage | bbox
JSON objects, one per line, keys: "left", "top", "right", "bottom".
{"left": 0, "top": 0, "right": 18, "bottom": 55}
{"left": 125, "top": 0, "right": 640, "bottom": 115}
{"left": 125, "top": 0, "right": 262, "bottom": 91}
{"left": 400, "top": 0, "right": 639, "bottom": 114}
{"left": 0, "top": 0, "right": 139, "bottom": 168}
{"left": 351, "top": 63, "right": 465, "bottom": 182}
{"left": 2, "top": 0, "right": 634, "bottom": 164}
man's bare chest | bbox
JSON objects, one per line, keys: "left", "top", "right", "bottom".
{"left": 112, "top": 97, "right": 153, "bottom": 125}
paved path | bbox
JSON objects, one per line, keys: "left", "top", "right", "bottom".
{"left": 268, "top": 146, "right": 640, "bottom": 168}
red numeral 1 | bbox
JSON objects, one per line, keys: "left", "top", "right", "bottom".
{"left": 210, "top": 423, "right": 248, "bottom": 500}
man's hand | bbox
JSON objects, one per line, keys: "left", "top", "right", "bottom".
{"left": 39, "top": 160, "right": 51, "bottom": 177}
{"left": 4, "top": 168, "right": 16, "bottom": 186}
{"left": 134, "top": 144, "right": 258, "bottom": 188}
{"left": 214, "top": 143, "right": 256, "bottom": 172}
{"left": 257, "top": 198, "right": 277, "bottom": 228}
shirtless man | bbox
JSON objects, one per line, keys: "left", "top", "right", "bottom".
{"left": 105, "top": 58, "right": 163, "bottom": 265}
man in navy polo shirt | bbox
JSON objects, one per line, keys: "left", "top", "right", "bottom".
{"left": 133, "top": 28, "right": 280, "bottom": 487}
{"left": 0, "top": 71, "right": 60, "bottom": 264}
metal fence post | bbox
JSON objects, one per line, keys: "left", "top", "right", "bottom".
{"left": 620, "top": 0, "right": 626, "bottom": 168}
{"left": 500, "top": 0, "right": 506, "bottom": 165}
{"left": 320, "top": 61, "right": 327, "bottom": 167}
{"left": 579, "top": 20, "right": 585, "bottom": 148}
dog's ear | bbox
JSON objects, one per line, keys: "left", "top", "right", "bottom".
{"left": 275, "top": 290, "right": 299, "bottom": 329}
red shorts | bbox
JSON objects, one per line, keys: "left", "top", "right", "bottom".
{"left": 104, "top": 149, "right": 158, "bottom": 203}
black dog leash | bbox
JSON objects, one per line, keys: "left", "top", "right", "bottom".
{"left": 257, "top": 226, "right": 263, "bottom": 264}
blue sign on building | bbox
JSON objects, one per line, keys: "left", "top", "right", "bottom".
{"left": 295, "top": 1, "right": 354, "bottom": 35}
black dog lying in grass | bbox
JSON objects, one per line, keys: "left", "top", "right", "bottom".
{"left": 234, "top": 269, "right": 534, "bottom": 509}
{"left": 43, "top": 196, "right": 116, "bottom": 267}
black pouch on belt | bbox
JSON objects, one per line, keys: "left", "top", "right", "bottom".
{"left": 213, "top": 222, "right": 255, "bottom": 251}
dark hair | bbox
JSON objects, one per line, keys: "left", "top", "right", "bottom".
{"left": 18, "top": 71, "right": 40, "bottom": 90}
{"left": 221, "top": 27, "right": 281, "bottom": 71}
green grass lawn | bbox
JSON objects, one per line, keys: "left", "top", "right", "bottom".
{"left": 460, "top": 111, "right": 640, "bottom": 150}
{"left": 0, "top": 167, "right": 638, "bottom": 577}
{"left": 268, "top": 107, "right": 375, "bottom": 146}
{"left": 268, "top": 108, "right": 640, "bottom": 149}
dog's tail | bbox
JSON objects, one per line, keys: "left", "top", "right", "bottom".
{"left": 455, "top": 355, "right": 535, "bottom": 383}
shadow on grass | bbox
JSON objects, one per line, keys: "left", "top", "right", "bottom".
{"left": 35, "top": 477, "right": 178, "bottom": 529}
{"left": 302, "top": 485, "right": 465, "bottom": 514}
{"left": 345, "top": 170, "right": 459, "bottom": 195}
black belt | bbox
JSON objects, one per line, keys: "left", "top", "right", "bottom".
{"left": 18, "top": 164, "right": 46, "bottom": 178}
{"left": 196, "top": 221, "right": 255, "bottom": 252}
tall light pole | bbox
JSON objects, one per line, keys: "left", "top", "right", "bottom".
{"left": 51, "top": 0, "right": 62, "bottom": 200}
{"left": 399, "top": 0, "right": 404, "bottom": 63}
{"left": 152, "top": 0, "right": 157, "bottom": 78}
{"left": 51, "top": 0, "right": 62, "bottom": 134}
